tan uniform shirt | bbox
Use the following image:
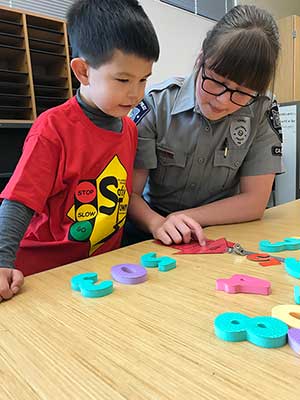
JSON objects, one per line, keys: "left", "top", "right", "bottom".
{"left": 130, "top": 73, "right": 283, "bottom": 215}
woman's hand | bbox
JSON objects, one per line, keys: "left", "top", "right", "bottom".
{"left": 151, "top": 213, "right": 206, "bottom": 246}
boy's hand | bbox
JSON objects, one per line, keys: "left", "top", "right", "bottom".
{"left": 151, "top": 213, "right": 206, "bottom": 246}
{"left": 0, "top": 268, "right": 24, "bottom": 302}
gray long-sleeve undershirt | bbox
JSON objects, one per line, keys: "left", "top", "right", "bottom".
{"left": 0, "top": 93, "right": 122, "bottom": 269}
{"left": 0, "top": 200, "right": 34, "bottom": 268}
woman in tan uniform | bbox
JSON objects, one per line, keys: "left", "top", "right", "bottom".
{"left": 123, "top": 5, "right": 283, "bottom": 246}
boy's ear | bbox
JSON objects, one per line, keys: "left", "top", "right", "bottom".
{"left": 71, "top": 58, "right": 89, "bottom": 85}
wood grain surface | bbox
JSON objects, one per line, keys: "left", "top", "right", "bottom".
{"left": 0, "top": 201, "right": 300, "bottom": 400}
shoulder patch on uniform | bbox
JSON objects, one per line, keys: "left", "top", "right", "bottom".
{"left": 267, "top": 100, "right": 283, "bottom": 142}
{"left": 129, "top": 100, "right": 150, "bottom": 125}
{"left": 148, "top": 77, "right": 184, "bottom": 94}
{"left": 271, "top": 145, "right": 282, "bottom": 156}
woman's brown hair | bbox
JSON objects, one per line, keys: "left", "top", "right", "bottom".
{"left": 196, "top": 5, "right": 280, "bottom": 94}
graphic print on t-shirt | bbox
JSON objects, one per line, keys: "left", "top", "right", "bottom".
{"left": 67, "top": 155, "right": 129, "bottom": 255}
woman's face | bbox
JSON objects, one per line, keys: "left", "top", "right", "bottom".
{"left": 195, "top": 64, "right": 257, "bottom": 121}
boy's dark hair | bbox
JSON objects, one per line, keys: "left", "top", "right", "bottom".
{"left": 67, "top": 0, "right": 160, "bottom": 67}
{"left": 197, "top": 5, "right": 280, "bottom": 94}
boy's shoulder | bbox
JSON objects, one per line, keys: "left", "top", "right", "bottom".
{"left": 28, "top": 98, "right": 78, "bottom": 138}
{"left": 35, "top": 97, "right": 76, "bottom": 123}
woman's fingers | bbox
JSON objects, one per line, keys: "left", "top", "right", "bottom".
{"left": 153, "top": 213, "right": 206, "bottom": 245}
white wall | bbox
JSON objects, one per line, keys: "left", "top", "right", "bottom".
{"left": 139, "top": 0, "right": 215, "bottom": 85}
{"left": 238, "top": 0, "right": 300, "bottom": 18}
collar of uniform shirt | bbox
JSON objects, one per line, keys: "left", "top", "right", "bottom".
{"left": 171, "top": 72, "right": 196, "bottom": 115}
{"left": 171, "top": 71, "right": 254, "bottom": 120}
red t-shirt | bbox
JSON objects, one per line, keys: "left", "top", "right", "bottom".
{"left": 1, "top": 97, "right": 137, "bottom": 276}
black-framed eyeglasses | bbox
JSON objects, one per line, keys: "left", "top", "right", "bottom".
{"left": 201, "top": 64, "right": 259, "bottom": 107}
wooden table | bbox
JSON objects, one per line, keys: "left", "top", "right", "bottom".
{"left": 1, "top": 201, "right": 300, "bottom": 400}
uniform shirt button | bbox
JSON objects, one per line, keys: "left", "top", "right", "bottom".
{"left": 234, "top": 161, "right": 240, "bottom": 167}
{"left": 190, "top": 183, "right": 196, "bottom": 190}
{"left": 198, "top": 157, "right": 205, "bottom": 164}
{"left": 204, "top": 126, "right": 209, "bottom": 132}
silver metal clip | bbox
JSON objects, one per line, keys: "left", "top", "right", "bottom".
{"left": 227, "top": 243, "right": 248, "bottom": 256}
{"left": 227, "top": 242, "right": 285, "bottom": 262}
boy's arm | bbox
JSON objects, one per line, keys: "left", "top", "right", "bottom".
{"left": 128, "top": 169, "right": 206, "bottom": 245}
{"left": 171, "top": 174, "right": 275, "bottom": 226}
{"left": 128, "top": 169, "right": 164, "bottom": 232}
{"left": 0, "top": 199, "right": 33, "bottom": 300}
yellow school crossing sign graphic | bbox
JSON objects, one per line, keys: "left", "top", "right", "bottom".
{"left": 67, "top": 155, "right": 129, "bottom": 255}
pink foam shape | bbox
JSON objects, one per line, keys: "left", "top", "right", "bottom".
{"left": 216, "top": 274, "right": 271, "bottom": 295}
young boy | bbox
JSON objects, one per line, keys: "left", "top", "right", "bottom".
{"left": 0, "top": 0, "right": 159, "bottom": 301}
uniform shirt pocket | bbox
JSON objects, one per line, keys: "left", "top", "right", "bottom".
{"left": 152, "top": 146, "right": 187, "bottom": 186}
{"left": 210, "top": 148, "right": 248, "bottom": 193}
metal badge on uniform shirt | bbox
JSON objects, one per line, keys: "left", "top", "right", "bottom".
{"left": 129, "top": 100, "right": 150, "bottom": 125}
{"left": 267, "top": 100, "right": 283, "bottom": 142}
{"left": 230, "top": 117, "right": 250, "bottom": 146}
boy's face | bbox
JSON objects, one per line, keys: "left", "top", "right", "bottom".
{"left": 80, "top": 50, "right": 153, "bottom": 118}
